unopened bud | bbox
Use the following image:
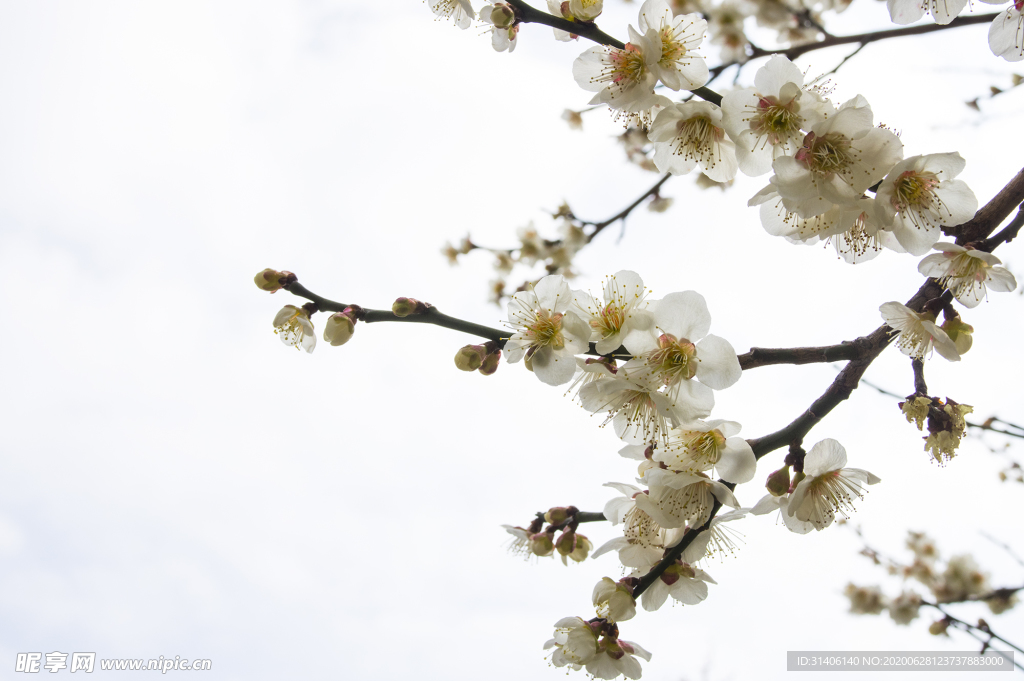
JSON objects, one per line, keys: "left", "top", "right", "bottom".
{"left": 765, "top": 465, "right": 791, "bottom": 497}
{"left": 529, "top": 532, "right": 554, "bottom": 557}
{"left": 254, "top": 268, "right": 296, "bottom": 292}
{"left": 490, "top": 3, "right": 515, "bottom": 27}
{"left": 545, "top": 507, "right": 571, "bottom": 524}
{"left": 567, "top": 534, "right": 591, "bottom": 563}
{"left": 478, "top": 348, "right": 501, "bottom": 375}
{"left": 454, "top": 344, "right": 486, "bottom": 371}
{"left": 941, "top": 316, "right": 974, "bottom": 355}
{"left": 555, "top": 529, "right": 577, "bottom": 556}
{"left": 323, "top": 308, "right": 358, "bottom": 346}
{"left": 928, "top": 619, "right": 950, "bottom": 636}
{"left": 791, "top": 470, "right": 806, "bottom": 488}
{"left": 392, "top": 297, "right": 426, "bottom": 317}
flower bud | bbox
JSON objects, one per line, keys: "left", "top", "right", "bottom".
{"left": 393, "top": 297, "right": 427, "bottom": 317}
{"left": 941, "top": 317, "right": 974, "bottom": 355}
{"left": 490, "top": 3, "right": 516, "bottom": 28}
{"left": 555, "top": 529, "right": 577, "bottom": 556}
{"left": 478, "top": 348, "right": 501, "bottom": 376}
{"left": 529, "top": 532, "right": 554, "bottom": 557}
{"left": 254, "top": 268, "right": 295, "bottom": 292}
{"left": 765, "top": 465, "right": 791, "bottom": 497}
{"left": 928, "top": 619, "right": 950, "bottom": 636}
{"left": 454, "top": 344, "right": 486, "bottom": 371}
{"left": 567, "top": 534, "right": 592, "bottom": 563}
{"left": 545, "top": 507, "right": 571, "bottom": 525}
{"left": 324, "top": 308, "right": 358, "bottom": 346}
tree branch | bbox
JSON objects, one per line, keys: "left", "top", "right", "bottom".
{"left": 738, "top": 341, "right": 867, "bottom": 370}
{"left": 753, "top": 13, "right": 1002, "bottom": 62}
{"left": 578, "top": 174, "right": 672, "bottom": 239}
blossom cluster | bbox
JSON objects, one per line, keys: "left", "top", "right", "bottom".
{"left": 844, "top": 531, "right": 1018, "bottom": 634}
{"left": 885, "top": 0, "right": 1024, "bottom": 62}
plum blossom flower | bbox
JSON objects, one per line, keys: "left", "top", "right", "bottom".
{"left": 504, "top": 274, "right": 591, "bottom": 386}
{"left": 768, "top": 96, "right": 903, "bottom": 219}
{"left": 875, "top": 153, "right": 978, "bottom": 256}
{"left": 571, "top": 270, "right": 655, "bottom": 355}
{"left": 653, "top": 420, "right": 757, "bottom": 484}
{"left": 844, "top": 583, "right": 887, "bottom": 614}
{"left": 428, "top": 0, "right": 476, "bottom": 28}
{"left": 593, "top": 577, "right": 637, "bottom": 622}
{"left": 323, "top": 309, "right": 357, "bottom": 346}
{"left": 479, "top": 3, "right": 519, "bottom": 52}
{"left": 572, "top": 28, "right": 667, "bottom": 129}
{"left": 787, "top": 439, "right": 880, "bottom": 531}
{"left": 578, "top": 369, "right": 685, "bottom": 444}
{"left": 918, "top": 243, "right": 1017, "bottom": 307}
{"left": 636, "top": 0, "right": 709, "bottom": 90}
{"left": 639, "top": 559, "right": 716, "bottom": 611}
{"left": 889, "top": 591, "right": 923, "bottom": 625}
{"left": 988, "top": 2, "right": 1024, "bottom": 62}
{"left": 273, "top": 305, "right": 315, "bottom": 353}
{"left": 545, "top": 617, "right": 599, "bottom": 670}
{"left": 625, "top": 291, "right": 742, "bottom": 423}
{"left": 650, "top": 102, "right": 737, "bottom": 181}
{"left": 637, "top": 467, "right": 741, "bottom": 529}
{"left": 879, "top": 302, "right": 960, "bottom": 361}
{"left": 585, "top": 636, "right": 651, "bottom": 680}
{"left": 722, "top": 55, "right": 833, "bottom": 177}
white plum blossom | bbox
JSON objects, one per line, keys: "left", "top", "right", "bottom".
{"left": 722, "top": 55, "right": 833, "bottom": 177}
{"left": 886, "top": 0, "right": 967, "bottom": 25}
{"left": 479, "top": 3, "right": 519, "bottom": 52}
{"left": 650, "top": 101, "right": 738, "bottom": 181}
{"left": 505, "top": 275, "right": 591, "bottom": 385}
{"left": 626, "top": 291, "right": 742, "bottom": 423}
{"left": 918, "top": 243, "right": 1018, "bottom": 307}
{"left": 637, "top": 468, "right": 741, "bottom": 529}
{"left": 879, "top": 302, "right": 960, "bottom": 361}
{"left": 585, "top": 639, "right": 651, "bottom": 680}
{"left": 593, "top": 577, "right": 637, "bottom": 622}
{"left": 681, "top": 508, "right": 749, "bottom": 561}
{"left": 545, "top": 617, "right": 599, "bottom": 670}
{"left": 636, "top": 0, "right": 709, "bottom": 90}
{"left": 639, "top": 560, "right": 716, "bottom": 611}
{"left": 572, "top": 28, "right": 667, "bottom": 128}
{"left": 889, "top": 591, "right": 923, "bottom": 625}
{"left": 708, "top": 0, "right": 753, "bottom": 62}
{"left": 787, "top": 439, "right": 881, "bottom": 530}
{"left": 653, "top": 420, "right": 757, "bottom": 484}
{"left": 570, "top": 0, "right": 605, "bottom": 21}
{"left": 579, "top": 368, "right": 687, "bottom": 444}
{"left": 988, "top": 3, "right": 1024, "bottom": 62}
{"left": 874, "top": 153, "right": 978, "bottom": 256}
{"left": 428, "top": 0, "right": 476, "bottom": 29}
{"left": 571, "top": 270, "right": 655, "bottom": 355}
{"left": 273, "top": 305, "right": 316, "bottom": 353}
{"left": 769, "top": 96, "right": 903, "bottom": 218}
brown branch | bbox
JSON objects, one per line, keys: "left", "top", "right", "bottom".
{"left": 912, "top": 358, "right": 928, "bottom": 396}
{"left": 957, "top": 166, "right": 1024, "bottom": 244}
{"left": 578, "top": 174, "right": 672, "bottom": 240}
{"left": 738, "top": 341, "right": 867, "bottom": 370}
{"left": 284, "top": 282, "right": 508, "bottom": 344}
{"left": 632, "top": 167, "right": 1024, "bottom": 601}
{"left": 979, "top": 203, "right": 1024, "bottom": 252}
{"left": 754, "top": 13, "right": 1002, "bottom": 62}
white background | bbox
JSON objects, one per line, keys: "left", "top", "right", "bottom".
{"left": 0, "top": 0, "right": 1021, "bottom": 679}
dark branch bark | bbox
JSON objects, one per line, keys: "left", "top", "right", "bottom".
{"left": 755, "top": 13, "right": 1001, "bottom": 62}
{"left": 738, "top": 341, "right": 867, "bottom": 370}
{"left": 957, "top": 166, "right": 1024, "bottom": 244}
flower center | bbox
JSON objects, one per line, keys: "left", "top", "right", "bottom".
{"left": 526, "top": 310, "right": 565, "bottom": 350}
{"left": 891, "top": 170, "right": 940, "bottom": 212}
{"left": 751, "top": 96, "right": 803, "bottom": 146}
{"left": 671, "top": 115, "right": 723, "bottom": 162}
{"left": 803, "top": 470, "right": 867, "bottom": 527}
{"left": 796, "top": 131, "right": 852, "bottom": 177}
{"left": 607, "top": 44, "right": 647, "bottom": 85}
{"left": 659, "top": 26, "right": 688, "bottom": 64}
{"left": 647, "top": 333, "right": 698, "bottom": 385}
{"left": 591, "top": 302, "right": 626, "bottom": 336}
{"left": 683, "top": 430, "right": 726, "bottom": 468}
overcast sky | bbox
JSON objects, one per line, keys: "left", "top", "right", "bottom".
{"left": 0, "top": 1, "right": 1022, "bottom": 679}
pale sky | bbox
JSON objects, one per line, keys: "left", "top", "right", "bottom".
{"left": 0, "top": 1, "right": 1022, "bottom": 679}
